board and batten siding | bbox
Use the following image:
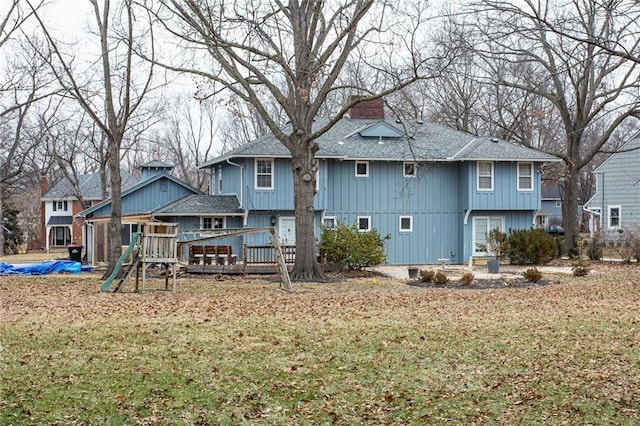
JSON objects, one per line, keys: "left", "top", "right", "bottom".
{"left": 88, "top": 177, "right": 196, "bottom": 218}
{"left": 464, "top": 161, "right": 542, "bottom": 211}
{"left": 588, "top": 137, "right": 640, "bottom": 242}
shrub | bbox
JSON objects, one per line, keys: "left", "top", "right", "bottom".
{"left": 522, "top": 267, "right": 542, "bottom": 283}
{"left": 586, "top": 235, "right": 603, "bottom": 261}
{"left": 572, "top": 259, "right": 590, "bottom": 277}
{"left": 611, "top": 231, "right": 639, "bottom": 264}
{"left": 460, "top": 272, "right": 474, "bottom": 285}
{"left": 507, "top": 228, "right": 558, "bottom": 265}
{"left": 419, "top": 269, "right": 434, "bottom": 283}
{"left": 319, "top": 221, "right": 389, "bottom": 270}
{"left": 433, "top": 271, "right": 449, "bottom": 285}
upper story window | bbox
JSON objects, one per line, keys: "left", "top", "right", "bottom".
{"left": 203, "top": 216, "right": 225, "bottom": 230}
{"left": 517, "top": 162, "right": 533, "bottom": 191}
{"left": 477, "top": 161, "right": 494, "bottom": 191}
{"left": 52, "top": 200, "right": 68, "bottom": 212}
{"left": 255, "top": 158, "right": 274, "bottom": 189}
{"left": 217, "top": 166, "right": 223, "bottom": 194}
{"left": 403, "top": 162, "right": 416, "bottom": 177}
{"left": 355, "top": 161, "right": 369, "bottom": 177}
{"left": 608, "top": 206, "right": 621, "bottom": 228}
{"left": 357, "top": 216, "right": 371, "bottom": 232}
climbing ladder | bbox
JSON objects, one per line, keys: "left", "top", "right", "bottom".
{"left": 101, "top": 223, "right": 179, "bottom": 293}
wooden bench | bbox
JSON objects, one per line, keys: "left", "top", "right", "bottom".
{"left": 189, "top": 245, "right": 205, "bottom": 264}
{"left": 214, "top": 245, "right": 237, "bottom": 265}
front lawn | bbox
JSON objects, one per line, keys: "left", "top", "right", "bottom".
{"left": 1, "top": 266, "right": 639, "bottom": 424}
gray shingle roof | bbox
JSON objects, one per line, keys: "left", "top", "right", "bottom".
{"left": 153, "top": 195, "right": 242, "bottom": 215}
{"left": 42, "top": 170, "right": 138, "bottom": 201}
{"left": 200, "top": 118, "right": 560, "bottom": 167}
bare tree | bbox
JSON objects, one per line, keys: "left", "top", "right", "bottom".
{"left": 30, "top": 0, "right": 158, "bottom": 273}
{"left": 153, "top": 0, "right": 449, "bottom": 280}
{"left": 464, "top": 0, "right": 640, "bottom": 253}
{"left": 151, "top": 93, "right": 219, "bottom": 189}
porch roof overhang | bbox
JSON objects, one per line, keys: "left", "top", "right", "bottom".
{"left": 46, "top": 216, "right": 73, "bottom": 226}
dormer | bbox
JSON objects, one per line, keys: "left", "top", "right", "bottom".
{"left": 358, "top": 121, "right": 405, "bottom": 139}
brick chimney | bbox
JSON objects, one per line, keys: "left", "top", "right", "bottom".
{"left": 347, "top": 96, "right": 385, "bottom": 119}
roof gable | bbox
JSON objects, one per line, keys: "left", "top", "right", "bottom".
{"left": 78, "top": 172, "right": 203, "bottom": 218}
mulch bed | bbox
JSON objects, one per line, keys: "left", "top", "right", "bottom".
{"left": 407, "top": 278, "right": 558, "bottom": 290}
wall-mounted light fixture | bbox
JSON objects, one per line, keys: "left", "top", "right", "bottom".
{"left": 270, "top": 215, "right": 277, "bottom": 226}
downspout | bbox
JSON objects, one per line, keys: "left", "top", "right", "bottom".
{"left": 226, "top": 159, "right": 244, "bottom": 208}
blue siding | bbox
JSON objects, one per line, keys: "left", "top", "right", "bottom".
{"left": 462, "top": 211, "right": 536, "bottom": 261}
{"left": 89, "top": 177, "right": 197, "bottom": 218}
{"left": 467, "top": 162, "right": 541, "bottom": 211}
{"left": 208, "top": 157, "right": 544, "bottom": 265}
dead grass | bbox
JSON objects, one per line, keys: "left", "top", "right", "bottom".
{"left": 1, "top": 264, "right": 639, "bottom": 424}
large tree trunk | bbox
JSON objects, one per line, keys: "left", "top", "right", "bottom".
{"left": 562, "top": 161, "right": 580, "bottom": 256}
{"left": 104, "top": 138, "right": 123, "bottom": 278}
{"left": 290, "top": 140, "right": 324, "bottom": 281}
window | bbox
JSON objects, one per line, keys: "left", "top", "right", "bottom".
{"left": 399, "top": 216, "right": 413, "bottom": 232}
{"left": 517, "top": 162, "right": 533, "bottom": 191}
{"left": 403, "top": 162, "right": 416, "bottom": 177}
{"left": 53, "top": 200, "right": 68, "bottom": 212}
{"left": 83, "top": 200, "right": 92, "bottom": 209}
{"left": 355, "top": 161, "right": 369, "bottom": 177}
{"left": 203, "top": 217, "right": 225, "bottom": 230}
{"left": 256, "top": 158, "right": 273, "bottom": 189}
{"left": 473, "top": 217, "right": 504, "bottom": 255}
{"left": 609, "top": 206, "right": 621, "bottom": 228}
{"left": 322, "top": 216, "right": 337, "bottom": 229}
{"left": 160, "top": 179, "right": 168, "bottom": 192}
{"left": 357, "top": 216, "right": 371, "bottom": 232}
{"left": 555, "top": 201, "right": 562, "bottom": 208}
{"left": 218, "top": 167, "right": 223, "bottom": 194}
{"left": 477, "top": 161, "right": 494, "bottom": 191}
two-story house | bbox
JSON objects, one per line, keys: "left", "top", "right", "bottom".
{"left": 584, "top": 133, "right": 640, "bottom": 242}
{"left": 198, "top": 101, "right": 560, "bottom": 265}
{"left": 41, "top": 170, "right": 137, "bottom": 252}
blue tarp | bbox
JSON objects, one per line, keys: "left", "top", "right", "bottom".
{"left": 0, "top": 260, "right": 85, "bottom": 275}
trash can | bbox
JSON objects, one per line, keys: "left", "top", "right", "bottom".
{"left": 68, "top": 244, "right": 83, "bottom": 262}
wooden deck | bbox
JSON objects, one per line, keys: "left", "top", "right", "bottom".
{"left": 184, "top": 262, "right": 291, "bottom": 275}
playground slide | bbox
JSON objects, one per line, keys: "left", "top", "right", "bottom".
{"left": 101, "top": 232, "right": 142, "bottom": 293}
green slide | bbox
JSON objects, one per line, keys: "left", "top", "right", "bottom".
{"left": 101, "top": 232, "right": 142, "bottom": 293}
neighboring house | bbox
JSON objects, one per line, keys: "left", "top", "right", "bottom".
{"left": 198, "top": 100, "right": 560, "bottom": 265}
{"left": 537, "top": 181, "right": 564, "bottom": 228}
{"left": 77, "top": 161, "right": 204, "bottom": 264}
{"left": 41, "top": 169, "right": 137, "bottom": 252}
{"left": 584, "top": 134, "right": 640, "bottom": 242}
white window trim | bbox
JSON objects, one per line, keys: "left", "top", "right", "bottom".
{"left": 202, "top": 216, "right": 226, "bottom": 230}
{"left": 555, "top": 200, "right": 562, "bottom": 208}
{"left": 472, "top": 216, "right": 504, "bottom": 256}
{"left": 322, "top": 216, "right": 337, "bottom": 229}
{"left": 399, "top": 215, "right": 413, "bottom": 232}
{"left": 608, "top": 205, "right": 621, "bottom": 229}
{"left": 357, "top": 215, "right": 371, "bottom": 232}
{"left": 255, "top": 158, "right": 274, "bottom": 190}
{"left": 403, "top": 162, "right": 417, "bottom": 178}
{"left": 355, "top": 160, "right": 369, "bottom": 177}
{"left": 517, "top": 162, "right": 534, "bottom": 191}
{"left": 477, "top": 161, "right": 494, "bottom": 191}
{"left": 217, "top": 166, "right": 223, "bottom": 194}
